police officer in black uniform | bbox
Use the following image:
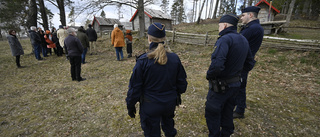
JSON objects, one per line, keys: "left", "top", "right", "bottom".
{"left": 234, "top": 6, "right": 264, "bottom": 119}
{"left": 126, "top": 23, "right": 188, "bottom": 137}
{"left": 205, "top": 14, "right": 255, "bottom": 137}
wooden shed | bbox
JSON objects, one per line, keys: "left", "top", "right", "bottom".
{"left": 255, "top": 0, "right": 284, "bottom": 34}
{"left": 129, "top": 8, "right": 172, "bottom": 31}
{"left": 255, "top": 0, "right": 280, "bottom": 22}
{"left": 91, "top": 16, "right": 123, "bottom": 35}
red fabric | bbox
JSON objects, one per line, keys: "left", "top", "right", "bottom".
{"left": 125, "top": 30, "right": 133, "bottom": 41}
{"left": 44, "top": 34, "right": 56, "bottom": 48}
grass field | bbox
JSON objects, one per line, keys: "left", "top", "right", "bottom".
{"left": 0, "top": 32, "right": 319, "bottom": 136}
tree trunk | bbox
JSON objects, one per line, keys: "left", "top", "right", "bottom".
{"left": 248, "top": 0, "right": 253, "bottom": 6}
{"left": 243, "top": 0, "right": 247, "bottom": 8}
{"left": 196, "top": 0, "right": 206, "bottom": 24}
{"left": 233, "top": 0, "right": 238, "bottom": 14}
{"left": 285, "top": 0, "right": 296, "bottom": 27}
{"left": 212, "top": 0, "right": 219, "bottom": 19}
{"left": 138, "top": 0, "right": 145, "bottom": 38}
{"left": 302, "top": 0, "right": 311, "bottom": 18}
{"left": 56, "top": 0, "right": 66, "bottom": 26}
{"left": 192, "top": 0, "right": 196, "bottom": 22}
{"left": 27, "top": 0, "right": 37, "bottom": 28}
{"left": 208, "top": 0, "right": 214, "bottom": 18}
{"left": 218, "top": 0, "right": 223, "bottom": 16}
{"left": 194, "top": 0, "right": 198, "bottom": 22}
{"left": 38, "top": 0, "right": 49, "bottom": 30}
{"left": 205, "top": 0, "right": 208, "bottom": 18}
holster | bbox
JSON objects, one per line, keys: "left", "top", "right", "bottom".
{"left": 208, "top": 76, "right": 241, "bottom": 93}
{"left": 209, "top": 79, "right": 227, "bottom": 93}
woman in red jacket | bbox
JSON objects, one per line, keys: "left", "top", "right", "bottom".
{"left": 44, "top": 30, "right": 57, "bottom": 55}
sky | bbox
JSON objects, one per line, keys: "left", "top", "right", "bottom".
{"left": 45, "top": 0, "right": 214, "bottom": 28}
{"left": 45, "top": 0, "right": 246, "bottom": 28}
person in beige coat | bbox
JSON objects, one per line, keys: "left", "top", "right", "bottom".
{"left": 111, "top": 24, "right": 125, "bottom": 61}
{"left": 57, "top": 25, "right": 68, "bottom": 58}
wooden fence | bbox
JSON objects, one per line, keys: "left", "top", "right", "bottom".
{"left": 166, "top": 29, "right": 320, "bottom": 51}
{"left": 167, "top": 29, "right": 219, "bottom": 46}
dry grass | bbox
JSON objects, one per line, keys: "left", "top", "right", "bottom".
{"left": 0, "top": 33, "right": 319, "bottom": 136}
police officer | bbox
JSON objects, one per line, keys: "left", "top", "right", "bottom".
{"left": 205, "top": 14, "right": 255, "bottom": 137}
{"left": 234, "top": 6, "right": 264, "bottom": 119}
{"left": 126, "top": 23, "right": 188, "bottom": 137}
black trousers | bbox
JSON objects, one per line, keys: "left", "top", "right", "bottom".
{"left": 69, "top": 56, "right": 82, "bottom": 80}
{"left": 16, "top": 55, "right": 21, "bottom": 67}
{"left": 56, "top": 45, "right": 63, "bottom": 56}
{"left": 127, "top": 43, "right": 132, "bottom": 54}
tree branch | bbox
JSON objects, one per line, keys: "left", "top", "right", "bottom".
{"left": 46, "top": 0, "right": 58, "bottom": 7}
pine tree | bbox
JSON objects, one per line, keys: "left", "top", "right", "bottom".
{"left": 100, "top": 10, "right": 106, "bottom": 18}
{"left": 160, "top": 0, "right": 169, "bottom": 14}
{"left": 171, "top": 0, "right": 186, "bottom": 24}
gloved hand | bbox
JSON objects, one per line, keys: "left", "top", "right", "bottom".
{"left": 127, "top": 107, "right": 136, "bottom": 118}
{"left": 176, "top": 93, "right": 181, "bottom": 106}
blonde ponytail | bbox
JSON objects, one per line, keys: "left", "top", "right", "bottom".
{"left": 148, "top": 43, "right": 167, "bottom": 65}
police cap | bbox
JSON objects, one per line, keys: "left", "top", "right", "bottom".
{"left": 242, "top": 6, "right": 261, "bottom": 14}
{"left": 219, "top": 14, "right": 239, "bottom": 26}
{"left": 147, "top": 23, "right": 166, "bottom": 38}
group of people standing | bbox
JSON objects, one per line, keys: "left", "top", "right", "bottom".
{"left": 125, "top": 6, "right": 263, "bottom": 137}
{"left": 6, "top": 5, "right": 263, "bottom": 137}
{"left": 7, "top": 24, "right": 98, "bottom": 82}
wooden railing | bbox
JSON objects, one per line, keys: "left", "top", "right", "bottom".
{"left": 166, "top": 29, "right": 320, "bottom": 51}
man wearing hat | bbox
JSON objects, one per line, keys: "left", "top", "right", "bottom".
{"left": 86, "top": 24, "right": 97, "bottom": 55}
{"left": 234, "top": 6, "right": 264, "bottom": 119}
{"left": 126, "top": 23, "right": 188, "bottom": 137}
{"left": 205, "top": 14, "right": 255, "bottom": 137}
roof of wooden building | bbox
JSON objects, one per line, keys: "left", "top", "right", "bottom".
{"left": 129, "top": 8, "right": 171, "bottom": 22}
{"left": 255, "top": 0, "right": 280, "bottom": 14}
{"left": 92, "top": 16, "right": 122, "bottom": 26}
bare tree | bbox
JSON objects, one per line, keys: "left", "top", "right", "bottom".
{"left": 27, "top": 0, "right": 37, "bottom": 28}
{"left": 233, "top": 0, "right": 238, "bottom": 14}
{"left": 160, "top": 0, "right": 169, "bottom": 14}
{"left": 285, "top": 0, "right": 296, "bottom": 27}
{"left": 192, "top": 0, "right": 196, "bottom": 22}
{"left": 75, "top": 0, "right": 153, "bottom": 38}
{"left": 208, "top": 0, "right": 214, "bottom": 18}
{"left": 47, "top": 0, "right": 73, "bottom": 26}
{"left": 38, "top": 0, "right": 49, "bottom": 30}
{"left": 212, "top": 0, "right": 219, "bottom": 19}
{"left": 196, "top": 0, "right": 206, "bottom": 24}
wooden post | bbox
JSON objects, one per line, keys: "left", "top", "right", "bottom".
{"left": 172, "top": 28, "right": 176, "bottom": 43}
{"left": 205, "top": 32, "right": 208, "bottom": 46}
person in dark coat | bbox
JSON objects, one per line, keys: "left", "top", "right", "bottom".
{"left": 233, "top": 6, "right": 264, "bottom": 119}
{"left": 64, "top": 28, "right": 85, "bottom": 82}
{"left": 7, "top": 30, "right": 25, "bottom": 68}
{"left": 77, "top": 26, "right": 89, "bottom": 64}
{"left": 205, "top": 14, "right": 255, "bottom": 137}
{"left": 37, "top": 27, "right": 48, "bottom": 57}
{"left": 29, "top": 26, "right": 43, "bottom": 60}
{"left": 86, "top": 24, "right": 97, "bottom": 55}
{"left": 52, "top": 29, "right": 63, "bottom": 56}
{"left": 126, "top": 23, "right": 188, "bottom": 137}
{"left": 125, "top": 29, "right": 133, "bottom": 58}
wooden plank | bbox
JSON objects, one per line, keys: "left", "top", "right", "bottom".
{"left": 264, "top": 36, "right": 320, "bottom": 43}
